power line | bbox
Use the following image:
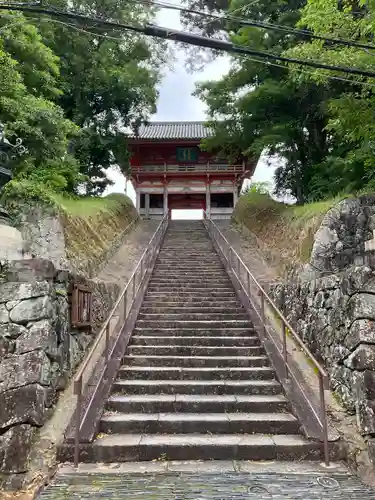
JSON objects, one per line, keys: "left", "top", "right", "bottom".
{"left": 1, "top": 3, "right": 375, "bottom": 78}
{"left": 195, "top": 0, "right": 259, "bottom": 32}
{"left": 7, "top": 11, "right": 371, "bottom": 89}
{"left": 8, "top": 10, "right": 373, "bottom": 89}
{"left": 133, "top": 0, "right": 375, "bottom": 51}
{"left": 236, "top": 53, "right": 375, "bottom": 88}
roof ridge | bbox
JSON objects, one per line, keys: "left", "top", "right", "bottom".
{"left": 142, "top": 120, "right": 209, "bottom": 125}
{"left": 130, "top": 121, "right": 214, "bottom": 140}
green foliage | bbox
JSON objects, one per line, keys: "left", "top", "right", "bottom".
{"left": 52, "top": 192, "right": 134, "bottom": 218}
{"left": 1, "top": 177, "right": 135, "bottom": 224}
{"left": 37, "top": 0, "right": 166, "bottom": 194}
{"left": 0, "top": 3, "right": 165, "bottom": 196}
{"left": 1, "top": 180, "right": 58, "bottom": 223}
{"left": 241, "top": 181, "right": 272, "bottom": 195}
{"left": 234, "top": 192, "right": 339, "bottom": 274}
{"left": 0, "top": 13, "right": 78, "bottom": 177}
{"left": 188, "top": 0, "right": 375, "bottom": 203}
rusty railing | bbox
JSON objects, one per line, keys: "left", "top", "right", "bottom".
{"left": 72, "top": 213, "right": 168, "bottom": 466}
{"left": 203, "top": 215, "right": 330, "bottom": 466}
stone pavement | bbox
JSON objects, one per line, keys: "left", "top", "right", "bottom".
{"left": 37, "top": 461, "right": 375, "bottom": 499}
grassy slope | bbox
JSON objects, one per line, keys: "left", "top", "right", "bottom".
{"left": 233, "top": 193, "right": 338, "bottom": 276}
{"left": 53, "top": 193, "right": 138, "bottom": 275}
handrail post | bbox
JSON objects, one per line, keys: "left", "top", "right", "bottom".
{"left": 319, "top": 374, "right": 330, "bottom": 466}
{"left": 260, "top": 292, "right": 266, "bottom": 336}
{"left": 282, "top": 321, "right": 289, "bottom": 380}
{"left": 69, "top": 213, "right": 168, "bottom": 462}
{"left": 123, "top": 291, "right": 127, "bottom": 323}
{"left": 74, "top": 377, "right": 83, "bottom": 468}
{"left": 105, "top": 322, "right": 110, "bottom": 364}
{"left": 203, "top": 216, "right": 331, "bottom": 463}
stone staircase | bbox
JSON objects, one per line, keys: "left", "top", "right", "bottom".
{"left": 88, "top": 221, "right": 324, "bottom": 461}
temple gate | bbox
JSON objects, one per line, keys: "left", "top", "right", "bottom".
{"left": 128, "top": 121, "right": 256, "bottom": 219}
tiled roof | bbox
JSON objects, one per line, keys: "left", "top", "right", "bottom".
{"left": 131, "top": 121, "right": 214, "bottom": 140}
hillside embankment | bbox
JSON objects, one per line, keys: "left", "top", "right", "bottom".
{"left": 232, "top": 192, "right": 338, "bottom": 278}
{"left": 4, "top": 192, "right": 139, "bottom": 278}
{"left": 232, "top": 192, "right": 375, "bottom": 480}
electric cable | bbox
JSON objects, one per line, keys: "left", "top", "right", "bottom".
{"left": 132, "top": 0, "right": 375, "bottom": 51}
{"left": 1, "top": 3, "right": 375, "bottom": 78}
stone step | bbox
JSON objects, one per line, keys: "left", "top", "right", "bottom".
{"left": 162, "top": 243, "right": 213, "bottom": 246}
{"left": 139, "top": 306, "right": 245, "bottom": 314}
{"left": 131, "top": 335, "right": 260, "bottom": 346}
{"left": 112, "top": 379, "right": 282, "bottom": 395}
{"left": 164, "top": 235, "right": 210, "bottom": 238}
{"left": 161, "top": 250, "right": 214, "bottom": 254}
{"left": 151, "top": 270, "right": 224, "bottom": 274}
{"left": 162, "top": 235, "right": 210, "bottom": 238}
{"left": 147, "top": 284, "right": 235, "bottom": 291}
{"left": 148, "top": 279, "right": 232, "bottom": 286}
{"left": 155, "top": 262, "right": 224, "bottom": 268}
{"left": 150, "top": 278, "right": 230, "bottom": 284}
{"left": 135, "top": 320, "right": 252, "bottom": 329}
{"left": 137, "top": 313, "right": 249, "bottom": 321}
{"left": 59, "top": 434, "right": 323, "bottom": 462}
{"left": 153, "top": 267, "right": 224, "bottom": 273}
{"left": 106, "top": 394, "right": 290, "bottom": 414}
{"left": 100, "top": 412, "right": 300, "bottom": 435}
{"left": 132, "top": 328, "right": 255, "bottom": 337}
{"left": 123, "top": 355, "right": 269, "bottom": 368}
{"left": 164, "top": 240, "right": 210, "bottom": 242}
{"left": 163, "top": 239, "right": 210, "bottom": 243}
{"left": 142, "top": 297, "right": 243, "bottom": 310}
{"left": 154, "top": 268, "right": 225, "bottom": 273}
{"left": 155, "top": 262, "right": 224, "bottom": 270}
{"left": 79, "top": 222, "right": 315, "bottom": 467}
{"left": 158, "top": 254, "right": 217, "bottom": 259}
{"left": 126, "top": 345, "right": 265, "bottom": 357}
{"left": 151, "top": 273, "right": 227, "bottom": 279}
{"left": 154, "top": 269, "right": 225, "bottom": 274}
{"left": 145, "top": 290, "right": 237, "bottom": 298}
{"left": 117, "top": 366, "right": 274, "bottom": 380}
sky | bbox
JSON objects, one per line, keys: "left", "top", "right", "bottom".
{"left": 104, "top": 0, "right": 277, "bottom": 203}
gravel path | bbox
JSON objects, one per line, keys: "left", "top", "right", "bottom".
{"left": 96, "top": 220, "right": 159, "bottom": 286}
{"left": 215, "top": 220, "right": 279, "bottom": 289}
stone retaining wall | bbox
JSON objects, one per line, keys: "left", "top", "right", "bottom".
{"left": 301, "top": 195, "right": 375, "bottom": 280}
{"left": 268, "top": 196, "right": 375, "bottom": 451}
{"left": 0, "top": 259, "right": 120, "bottom": 477}
{"left": 271, "top": 266, "right": 375, "bottom": 436}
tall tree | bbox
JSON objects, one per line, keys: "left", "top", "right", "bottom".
{"left": 0, "top": 12, "right": 80, "bottom": 191}
{"left": 283, "top": 0, "right": 375, "bottom": 196}
{"left": 187, "top": 0, "right": 374, "bottom": 202}
{"left": 37, "top": 0, "right": 167, "bottom": 194}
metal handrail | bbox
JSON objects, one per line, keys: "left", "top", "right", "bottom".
{"left": 73, "top": 213, "right": 169, "bottom": 466}
{"left": 131, "top": 163, "right": 245, "bottom": 173}
{"left": 203, "top": 213, "right": 330, "bottom": 466}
